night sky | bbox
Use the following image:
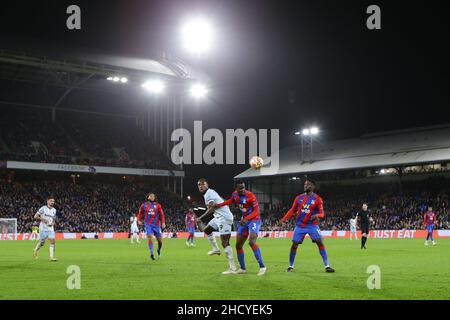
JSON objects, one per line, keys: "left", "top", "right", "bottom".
{"left": 1, "top": 0, "right": 449, "bottom": 198}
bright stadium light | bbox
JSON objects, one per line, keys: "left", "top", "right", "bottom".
{"left": 310, "top": 127, "right": 319, "bottom": 135}
{"left": 112, "top": 76, "right": 120, "bottom": 82}
{"left": 302, "top": 128, "right": 310, "bottom": 136}
{"left": 142, "top": 80, "right": 165, "bottom": 94}
{"left": 190, "top": 83, "right": 208, "bottom": 98}
{"left": 181, "top": 18, "right": 214, "bottom": 54}
{"left": 294, "top": 131, "right": 301, "bottom": 135}
{"left": 106, "top": 76, "right": 113, "bottom": 81}
{"left": 120, "top": 77, "right": 128, "bottom": 83}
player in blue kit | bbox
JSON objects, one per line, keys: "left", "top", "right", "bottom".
{"left": 216, "top": 181, "right": 267, "bottom": 276}
{"left": 280, "top": 178, "right": 335, "bottom": 273}
{"left": 185, "top": 209, "right": 198, "bottom": 247}
{"left": 423, "top": 206, "right": 437, "bottom": 246}
{"left": 138, "top": 193, "right": 166, "bottom": 260}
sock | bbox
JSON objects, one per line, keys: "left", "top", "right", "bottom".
{"left": 191, "top": 234, "right": 195, "bottom": 244}
{"left": 34, "top": 241, "right": 44, "bottom": 253}
{"left": 289, "top": 246, "right": 298, "bottom": 267}
{"left": 361, "top": 236, "right": 367, "bottom": 248}
{"left": 250, "top": 243, "right": 265, "bottom": 268}
{"left": 236, "top": 248, "right": 246, "bottom": 270}
{"left": 207, "top": 234, "right": 219, "bottom": 251}
{"left": 148, "top": 239, "right": 154, "bottom": 255}
{"left": 49, "top": 244, "right": 54, "bottom": 258}
{"left": 157, "top": 242, "right": 162, "bottom": 255}
{"left": 318, "top": 244, "right": 329, "bottom": 267}
{"left": 224, "top": 245, "right": 236, "bottom": 270}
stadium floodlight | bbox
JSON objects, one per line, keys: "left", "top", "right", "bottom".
{"left": 187, "top": 195, "right": 191, "bottom": 200}
{"left": 310, "top": 127, "right": 319, "bottom": 135}
{"left": 294, "top": 131, "right": 301, "bottom": 135}
{"left": 190, "top": 83, "right": 208, "bottom": 98}
{"left": 112, "top": 76, "right": 120, "bottom": 82}
{"left": 302, "top": 128, "right": 310, "bottom": 136}
{"left": 120, "top": 77, "right": 128, "bottom": 83}
{"left": 181, "top": 17, "right": 214, "bottom": 54}
{"left": 142, "top": 80, "right": 165, "bottom": 94}
{"left": 106, "top": 76, "right": 113, "bottom": 81}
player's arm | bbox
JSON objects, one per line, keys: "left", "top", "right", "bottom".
{"left": 215, "top": 194, "right": 234, "bottom": 208}
{"left": 137, "top": 204, "right": 144, "bottom": 225}
{"left": 34, "top": 207, "right": 48, "bottom": 223}
{"left": 198, "top": 201, "right": 216, "bottom": 223}
{"left": 280, "top": 195, "right": 300, "bottom": 224}
{"left": 158, "top": 204, "right": 166, "bottom": 229}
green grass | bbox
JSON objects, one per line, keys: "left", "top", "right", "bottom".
{"left": 0, "top": 237, "right": 449, "bottom": 299}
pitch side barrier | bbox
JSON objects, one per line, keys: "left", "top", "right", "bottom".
{"left": 1, "top": 230, "right": 449, "bottom": 240}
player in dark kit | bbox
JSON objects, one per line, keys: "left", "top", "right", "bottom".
{"left": 423, "top": 206, "right": 437, "bottom": 246}
{"left": 279, "top": 179, "right": 335, "bottom": 273}
{"left": 138, "top": 193, "right": 166, "bottom": 260}
{"left": 356, "top": 203, "right": 371, "bottom": 249}
{"left": 216, "top": 181, "right": 267, "bottom": 276}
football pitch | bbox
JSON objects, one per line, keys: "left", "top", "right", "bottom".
{"left": 1, "top": 237, "right": 449, "bottom": 300}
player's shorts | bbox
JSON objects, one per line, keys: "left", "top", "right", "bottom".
{"left": 360, "top": 224, "right": 369, "bottom": 235}
{"left": 350, "top": 226, "right": 357, "bottom": 233}
{"left": 145, "top": 225, "right": 162, "bottom": 238}
{"left": 292, "top": 225, "right": 322, "bottom": 243}
{"left": 39, "top": 230, "right": 55, "bottom": 240}
{"left": 427, "top": 225, "right": 434, "bottom": 233}
{"left": 207, "top": 217, "right": 233, "bottom": 235}
{"left": 187, "top": 226, "right": 195, "bottom": 234}
{"left": 237, "top": 219, "right": 261, "bottom": 237}
{"left": 131, "top": 226, "right": 139, "bottom": 234}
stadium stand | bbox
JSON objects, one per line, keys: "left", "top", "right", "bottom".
{"left": 0, "top": 173, "right": 188, "bottom": 233}
{"left": 1, "top": 171, "right": 449, "bottom": 233}
{"left": 0, "top": 106, "right": 177, "bottom": 170}
{"left": 261, "top": 176, "right": 450, "bottom": 231}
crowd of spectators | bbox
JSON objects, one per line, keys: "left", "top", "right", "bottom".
{"left": 260, "top": 177, "right": 450, "bottom": 230}
{"left": 0, "top": 177, "right": 188, "bottom": 233}
{"left": 0, "top": 108, "right": 177, "bottom": 170}
{"left": 1, "top": 175, "right": 449, "bottom": 233}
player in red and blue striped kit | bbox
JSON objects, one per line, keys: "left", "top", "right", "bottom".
{"left": 138, "top": 193, "right": 166, "bottom": 260}
{"left": 185, "top": 209, "right": 198, "bottom": 247}
{"left": 423, "top": 206, "right": 437, "bottom": 246}
{"left": 216, "top": 181, "right": 267, "bottom": 276}
{"left": 280, "top": 179, "right": 335, "bottom": 273}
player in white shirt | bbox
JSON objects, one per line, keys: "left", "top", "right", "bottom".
{"left": 197, "top": 178, "right": 237, "bottom": 274}
{"left": 33, "top": 196, "right": 58, "bottom": 261}
{"left": 350, "top": 216, "right": 358, "bottom": 240}
{"left": 130, "top": 213, "right": 140, "bottom": 244}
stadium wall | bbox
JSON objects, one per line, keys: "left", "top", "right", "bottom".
{"left": 1, "top": 230, "right": 449, "bottom": 240}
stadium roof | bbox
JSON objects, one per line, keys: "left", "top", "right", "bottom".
{"left": 0, "top": 36, "right": 199, "bottom": 88}
{"left": 235, "top": 124, "right": 450, "bottom": 179}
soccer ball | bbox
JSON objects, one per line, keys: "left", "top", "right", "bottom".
{"left": 250, "top": 156, "right": 264, "bottom": 169}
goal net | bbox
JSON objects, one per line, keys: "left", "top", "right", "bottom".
{"left": 0, "top": 218, "right": 17, "bottom": 234}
